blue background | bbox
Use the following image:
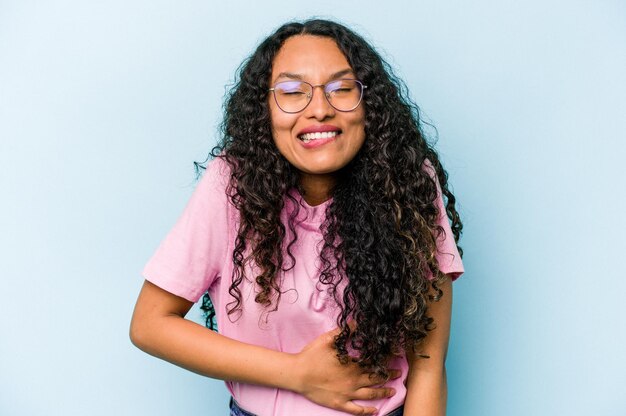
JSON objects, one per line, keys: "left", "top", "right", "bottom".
{"left": 1, "top": 1, "right": 624, "bottom": 415}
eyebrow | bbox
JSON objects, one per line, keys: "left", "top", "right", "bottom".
{"left": 273, "top": 68, "right": 355, "bottom": 83}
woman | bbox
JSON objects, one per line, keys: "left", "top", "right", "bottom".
{"left": 130, "top": 19, "right": 464, "bottom": 416}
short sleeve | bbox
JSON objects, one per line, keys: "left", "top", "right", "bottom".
{"left": 424, "top": 160, "right": 465, "bottom": 281}
{"left": 142, "top": 157, "right": 232, "bottom": 302}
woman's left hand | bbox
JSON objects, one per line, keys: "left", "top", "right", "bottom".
{"left": 290, "top": 326, "right": 400, "bottom": 415}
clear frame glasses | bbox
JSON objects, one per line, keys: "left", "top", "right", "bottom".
{"left": 268, "top": 79, "right": 367, "bottom": 113}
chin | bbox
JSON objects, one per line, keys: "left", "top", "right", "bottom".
{"left": 299, "top": 166, "right": 338, "bottom": 175}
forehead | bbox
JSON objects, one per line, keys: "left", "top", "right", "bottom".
{"left": 271, "top": 35, "right": 352, "bottom": 82}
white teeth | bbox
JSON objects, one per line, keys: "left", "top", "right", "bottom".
{"left": 299, "top": 131, "right": 339, "bottom": 142}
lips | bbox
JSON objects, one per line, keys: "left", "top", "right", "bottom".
{"left": 297, "top": 125, "right": 342, "bottom": 143}
{"left": 299, "top": 131, "right": 339, "bottom": 143}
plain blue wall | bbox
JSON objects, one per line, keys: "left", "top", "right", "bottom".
{"left": 1, "top": 1, "right": 624, "bottom": 415}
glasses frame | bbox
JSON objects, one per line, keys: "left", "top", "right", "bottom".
{"left": 268, "top": 78, "right": 367, "bottom": 113}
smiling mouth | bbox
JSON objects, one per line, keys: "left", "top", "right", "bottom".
{"left": 298, "top": 131, "right": 341, "bottom": 143}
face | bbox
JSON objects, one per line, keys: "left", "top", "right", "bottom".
{"left": 268, "top": 35, "right": 366, "bottom": 178}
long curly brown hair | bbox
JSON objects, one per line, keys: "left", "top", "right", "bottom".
{"left": 199, "top": 19, "right": 463, "bottom": 378}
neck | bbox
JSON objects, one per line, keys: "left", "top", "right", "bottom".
{"left": 299, "top": 172, "right": 336, "bottom": 206}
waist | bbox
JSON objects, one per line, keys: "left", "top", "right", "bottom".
{"left": 229, "top": 397, "right": 404, "bottom": 416}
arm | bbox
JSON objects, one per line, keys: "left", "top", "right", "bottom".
{"left": 403, "top": 275, "right": 453, "bottom": 416}
{"left": 129, "top": 280, "right": 397, "bottom": 415}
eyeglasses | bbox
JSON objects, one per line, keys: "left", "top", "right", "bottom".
{"left": 268, "top": 79, "right": 367, "bottom": 113}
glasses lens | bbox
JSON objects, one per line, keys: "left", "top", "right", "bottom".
{"left": 273, "top": 81, "right": 312, "bottom": 113}
{"left": 325, "top": 80, "right": 363, "bottom": 111}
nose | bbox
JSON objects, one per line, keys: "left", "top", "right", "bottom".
{"left": 304, "top": 85, "right": 335, "bottom": 120}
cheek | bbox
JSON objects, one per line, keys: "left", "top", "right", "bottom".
{"left": 349, "top": 105, "right": 366, "bottom": 128}
{"left": 269, "top": 101, "right": 296, "bottom": 135}
{"left": 348, "top": 111, "right": 366, "bottom": 145}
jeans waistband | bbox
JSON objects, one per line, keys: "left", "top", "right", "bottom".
{"left": 229, "top": 397, "right": 256, "bottom": 416}
{"left": 229, "top": 397, "right": 404, "bottom": 416}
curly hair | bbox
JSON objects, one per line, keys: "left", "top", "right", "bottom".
{"left": 199, "top": 19, "right": 463, "bottom": 378}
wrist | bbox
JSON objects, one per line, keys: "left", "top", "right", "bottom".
{"left": 285, "top": 351, "right": 306, "bottom": 394}
{"left": 273, "top": 351, "right": 305, "bottom": 394}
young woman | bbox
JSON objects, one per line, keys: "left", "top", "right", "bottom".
{"left": 130, "top": 19, "right": 464, "bottom": 416}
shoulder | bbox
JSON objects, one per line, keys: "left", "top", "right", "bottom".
{"left": 203, "top": 156, "right": 232, "bottom": 186}
{"left": 177, "top": 156, "right": 236, "bottom": 222}
{"left": 421, "top": 157, "right": 436, "bottom": 177}
{"left": 194, "top": 156, "right": 235, "bottom": 200}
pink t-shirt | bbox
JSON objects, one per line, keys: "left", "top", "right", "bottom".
{"left": 142, "top": 157, "right": 464, "bottom": 416}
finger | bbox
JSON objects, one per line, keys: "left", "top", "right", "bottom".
{"left": 359, "top": 370, "right": 402, "bottom": 387}
{"left": 369, "top": 369, "right": 402, "bottom": 380}
{"left": 342, "top": 401, "right": 379, "bottom": 416}
{"left": 388, "top": 369, "right": 402, "bottom": 379}
{"left": 352, "top": 387, "right": 396, "bottom": 401}
{"left": 358, "top": 372, "right": 384, "bottom": 387}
